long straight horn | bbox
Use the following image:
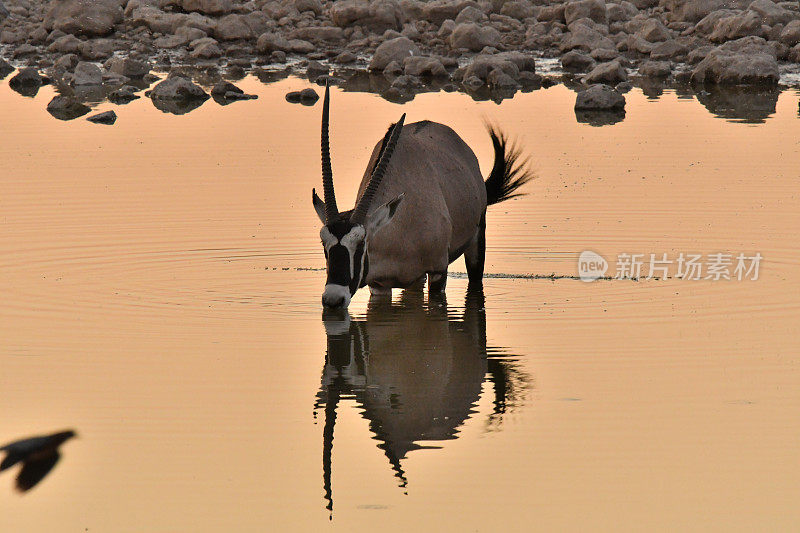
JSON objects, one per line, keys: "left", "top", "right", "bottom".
{"left": 350, "top": 114, "right": 406, "bottom": 225}
{"left": 321, "top": 83, "right": 338, "bottom": 223}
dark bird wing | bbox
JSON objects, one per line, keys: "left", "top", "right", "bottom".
{"left": 15, "top": 451, "right": 60, "bottom": 493}
{"left": 1, "top": 452, "right": 25, "bottom": 472}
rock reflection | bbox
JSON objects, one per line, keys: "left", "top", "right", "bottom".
{"left": 575, "top": 109, "right": 626, "bottom": 126}
{"left": 695, "top": 85, "right": 779, "bottom": 124}
{"left": 0, "top": 429, "right": 76, "bottom": 493}
{"left": 315, "top": 289, "right": 528, "bottom": 516}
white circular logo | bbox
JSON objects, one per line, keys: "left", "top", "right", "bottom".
{"left": 578, "top": 250, "right": 608, "bottom": 282}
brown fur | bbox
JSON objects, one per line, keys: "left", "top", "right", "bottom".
{"left": 355, "top": 121, "right": 487, "bottom": 288}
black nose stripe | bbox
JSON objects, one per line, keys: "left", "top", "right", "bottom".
{"left": 326, "top": 245, "right": 350, "bottom": 286}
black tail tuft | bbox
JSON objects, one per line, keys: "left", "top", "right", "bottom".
{"left": 484, "top": 125, "right": 535, "bottom": 206}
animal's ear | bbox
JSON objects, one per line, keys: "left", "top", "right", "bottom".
{"left": 312, "top": 188, "right": 326, "bottom": 224}
{"left": 366, "top": 193, "right": 403, "bottom": 234}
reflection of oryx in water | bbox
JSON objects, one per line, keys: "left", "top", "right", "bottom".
{"left": 312, "top": 84, "right": 534, "bottom": 308}
{"left": 314, "top": 289, "right": 528, "bottom": 515}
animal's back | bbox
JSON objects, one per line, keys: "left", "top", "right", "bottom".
{"left": 356, "top": 121, "right": 487, "bottom": 287}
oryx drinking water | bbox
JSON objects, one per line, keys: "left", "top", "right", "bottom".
{"left": 313, "top": 86, "right": 534, "bottom": 308}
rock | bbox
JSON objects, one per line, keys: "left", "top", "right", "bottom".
{"left": 47, "top": 34, "right": 83, "bottom": 54}
{"left": 71, "top": 61, "right": 102, "bottom": 85}
{"left": 575, "top": 83, "right": 626, "bottom": 110}
{"left": 423, "top": 0, "right": 479, "bottom": 25}
{"left": 0, "top": 0, "right": 8, "bottom": 21}
{"left": 606, "top": 2, "right": 638, "bottom": 23}
{"left": 81, "top": 39, "right": 114, "bottom": 60}
{"left": 494, "top": 51, "right": 536, "bottom": 72}
{"left": 191, "top": 41, "right": 222, "bottom": 58}
{"left": 44, "top": 0, "right": 123, "bottom": 37}
{"left": 649, "top": 39, "right": 689, "bottom": 60}
{"left": 13, "top": 44, "right": 38, "bottom": 58}
{"left": 334, "top": 51, "right": 357, "bottom": 63}
{"left": 391, "top": 73, "right": 422, "bottom": 90}
{"left": 591, "top": 47, "right": 619, "bottom": 61}
{"left": 500, "top": 0, "right": 534, "bottom": 19}
{"left": 687, "top": 44, "right": 714, "bottom": 63}
{"left": 437, "top": 19, "right": 456, "bottom": 37}
{"left": 459, "top": 54, "right": 520, "bottom": 82}
{"left": 454, "top": 5, "right": 486, "bottom": 24}
{"left": 0, "top": 57, "right": 13, "bottom": 78}
{"left": 369, "top": 36, "right": 419, "bottom": 71}
{"left": 87, "top": 110, "right": 117, "bottom": 124}
{"left": 696, "top": 85, "right": 779, "bottom": 123}
{"left": 108, "top": 85, "right": 141, "bottom": 103}
{"left": 170, "top": 0, "right": 233, "bottom": 16}
{"left": 463, "top": 74, "right": 483, "bottom": 89}
{"left": 564, "top": 0, "right": 607, "bottom": 25}
{"left": 383, "top": 60, "right": 403, "bottom": 77}
{"left": 779, "top": 20, "right": 800, "bottom": 46}
{"left": 149, "top": 75, "right": 210, "bottom": 101}
{"left": 487, "top": 68, "right": 519, "bottom": 89}
{"left": 561, "top": 50, "right": 596, "bottom": 71}
{"left": 403, "top": 55, "right": 448, "bottom": 76}
{"left": 9, "top": 67, "right": 43, "bottom": 90}
{"left": 635, "top": 18, "right": 671, "bottom": 42}
{"left": 538, "top": 3, "right": 566, "bottom": 22}
{"left": 691, "top": 37, "right": 779, "bottom": 85}
{"left": 295, "top": 0, "right": 323, "bottom": 14}
{"left": 288, "top": 39, "right": 314, "bottom": 53}
{"left": 584, "top": 59, "right": 628, "bottom": 84}
{"left": 708, "top": 11, "right": 764, "bottom": 43}
{"left": 639, "top": 60, "right": 672, "bottom": 77}
{"left": 214, "top": 14, "right": 254, "bottom": 41}
{"left": 660, "top": 0, "right": 751, "bottom": 23}
{"left": 448, "top": 23, "right": 501, "bottom": 51}
{"left": 307, "top": 60, "right": 329, "bottom": 80}
{"left": 789, "top": 43, "right": 800, "bottom": 62}
{"left": 330, "top": 0, "right": 405, "bottom": 33}
{"left": 46, "top": 95, "right": 91, "bottom": 120}
{"left": 748, "top": 0, "right": 793, "bottom": 26}
{"left": 290, "top": 27, "right": 345, "bottom": 43}
{"left": 105, "top": 57, "right": 150, "bottom": 78}
{"left": 560, "top": 24, "right": 616, "bottom": 52}
{"left": 694, "top": 9, "right": 736, "bottom": 35}
{"left": 285, "top": 87, "right": 320, "bottom": 104}
{"left": 211, "top": 81, "right": 256, "bottom": 103}
{"left": 9, "top": 68, "right": 44, "bottom": 97}
{"left": 256, "top": 33, "right": 292, "bottom": 54}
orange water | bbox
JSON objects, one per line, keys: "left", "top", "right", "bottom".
{"left": 1, "top": 76, "right": 799, "bottom": 531}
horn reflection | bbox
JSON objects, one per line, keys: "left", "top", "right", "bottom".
{"left": 314, "top": 289, "right": 529, "bottom": 517}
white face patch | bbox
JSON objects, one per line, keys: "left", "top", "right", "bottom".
{"left": 320, "top": 225, "right": 367, "bottom": 308}
{"left": 320, "top": 226, "right": 337, "bottom": 252}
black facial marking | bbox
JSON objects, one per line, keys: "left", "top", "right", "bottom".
{"left": 349, "top": 240, "right": 365, "bottom": 294}
{"left": 326, "top": 244, "right": 351, "bottom": 287}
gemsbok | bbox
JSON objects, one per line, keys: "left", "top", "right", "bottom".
{"left": 312, "top": 85, "right": 534, "bottom": 308}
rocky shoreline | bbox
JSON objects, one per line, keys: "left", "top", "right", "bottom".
{"left": 1, "top": 0, "right": 800, "bottom": 121}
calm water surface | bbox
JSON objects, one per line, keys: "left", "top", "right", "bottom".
{"left": 1, "top": 75, "right": 800, "bottom": 531}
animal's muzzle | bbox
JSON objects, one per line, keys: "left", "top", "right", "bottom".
{"left": 322, "top": 284, "right": 351, "bottom": 308}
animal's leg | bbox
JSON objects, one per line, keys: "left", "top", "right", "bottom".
{"left": 464, "top": 211, "right": 486, "bottom": 289}
{"left": 428, "top": 271, "right": 448, "bottom": 293}
{"left": 404, "top": 275, "right": 426, "bottom": 292}
{"left": 369, "top": 285, "right": 392, "bottom": 297}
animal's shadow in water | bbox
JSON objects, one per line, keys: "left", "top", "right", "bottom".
{"left": 314, "top": 289, "right": 529, "bottom": 516}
